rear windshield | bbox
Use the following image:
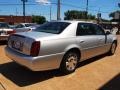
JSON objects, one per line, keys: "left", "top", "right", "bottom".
{"left": 0, "top": 23, "right": 9, "bottom": 28}
{"left": 34, "top": 22, "right": 70, "bottom": 34}
{"left": 25, "top": 24, "right": 36, "bottom": 27}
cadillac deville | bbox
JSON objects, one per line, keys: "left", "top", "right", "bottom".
{"left": 5, "top": 21, "right": 117, "bottom": 74}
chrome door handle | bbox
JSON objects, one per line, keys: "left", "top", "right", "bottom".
{"left": 80, "top": 40, "right": 85, "bottom": 43}
{"left": 99, "top": 38, "right": 103, "bottom": 40}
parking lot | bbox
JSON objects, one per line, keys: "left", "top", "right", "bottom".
{"left": 0, "top": 35, "right": 120, "bottom": 90}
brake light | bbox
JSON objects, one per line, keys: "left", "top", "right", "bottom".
{"left": 7, "top": 30, "right": 16, "bottom": 34}
{"left": 30, "top": 41, "right": 40, "bottom": 56}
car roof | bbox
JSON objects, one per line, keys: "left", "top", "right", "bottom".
{"left": 20, "top": 23, "right": 35, "bottom": 25}
{"left": 51, "top": 20, "right": 96, "bottom": 24}
{"left": 0, "top": 22, "right": 8, "bottom": 24}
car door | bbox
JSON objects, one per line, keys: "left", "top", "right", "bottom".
{"left": 92, "top": 24, "right": 108, "bottom": 54}
{"left": 76, "top": 23, "right": 101, "bottom": 61}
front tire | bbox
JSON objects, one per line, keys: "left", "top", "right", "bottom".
{"left": 108, "top": 42, "right": 117, "bottom": 55}
{"left": 60, "top": 51, "right": 79, "bottom": 74}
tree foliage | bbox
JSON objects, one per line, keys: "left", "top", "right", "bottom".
{"left": 64, "top": 10, "right": 96, "bottom": 20}
{"left": 109, "top": 10, "right": 120, "bottom": 22}
{"left": 32, "top": 15, "right": 46, "bottom": 24}
{"left": 109, "top": 10, "right": 120, "bottom": 18}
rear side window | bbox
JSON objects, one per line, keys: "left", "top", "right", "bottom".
{"left": 34, "top": 22, "right": 70, "bottom": 34}
{"left": 0, "top": 23, "right": 9, "bottom": 28}
{"left": 76, "top": 23, "right": 95, "bottom": 36}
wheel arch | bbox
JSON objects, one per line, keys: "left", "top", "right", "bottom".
{"left": 63, "top": 46, "right": 81, "bottom": 62}
{"left": 59, "top": 47, "right": 81, "bottom": 73}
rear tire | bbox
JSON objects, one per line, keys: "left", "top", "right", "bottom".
{"left": 108, "top": 42, "right": 117, "bottom": 55}
{"left": 60, "top": 51, "right": 79, "bottom": 74}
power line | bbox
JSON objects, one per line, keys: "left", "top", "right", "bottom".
{"left": 61, "top": 3, "right": 86, "bottom": 10}
{"left": 0, "top": 3, "right": 57, "bottom": 5}
{"left": 61, "top": 3, "right": 110, "bottom": 14}
{"left": 0, "top": 2, "right": 112, "bottom": 14}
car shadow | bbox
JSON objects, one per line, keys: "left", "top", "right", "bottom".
{"left": 0, "top": 41, "right": 7, "bottom": 45}
{"left": 77, "top": 54, "right": 107, "bottom": 68}
{"left": 0, "top": 62, "right": 64, "bottom": 87}
{"left": 0, "top": 54, "right": 108, "bottom": 87}
{"left": 99, "top": 73, "right": 120, "bottom": 90}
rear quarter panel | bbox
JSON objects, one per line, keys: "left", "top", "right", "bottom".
{"left": 39, "top": 37, "right": 79, "bottom": 56}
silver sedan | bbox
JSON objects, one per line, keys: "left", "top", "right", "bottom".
{"left": 5, "top": 21, "right": 117, "bottom": 74}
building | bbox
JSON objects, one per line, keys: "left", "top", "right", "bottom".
{"left": 0, "top": 15, "right": 32, "bottom": 25}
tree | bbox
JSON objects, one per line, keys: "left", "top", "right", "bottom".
{"left": 64, "top": 10, "right": 95, "bottom": 20}
{"left": 32, "top": 15, "right": 46, "bottom": 24}
{"left": 109, "top": 10, "right": 120, "bottom": 34}
{"left": 109, "top": 10, "right": 120, "bottom": 22}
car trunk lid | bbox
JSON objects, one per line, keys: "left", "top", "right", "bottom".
{"left": 8, "top": 31, "right": 56, "bottom": 56}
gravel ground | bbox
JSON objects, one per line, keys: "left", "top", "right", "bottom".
{"left": 0, "top": 36, "right": 120, "bottom": 90}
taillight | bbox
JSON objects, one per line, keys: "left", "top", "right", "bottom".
{"left": 30, "top": 41, "right": 40, "bottom": 56}
{"left": 7, "top": 30, "right": 16, "bottom": 34}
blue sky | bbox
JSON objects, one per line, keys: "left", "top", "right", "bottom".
{"left": 0, "top": 0, "right": 119, "bottom": 20}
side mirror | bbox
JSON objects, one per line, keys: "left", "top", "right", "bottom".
{"left": 106, "top": 31, "right": 111, "bottom": 35}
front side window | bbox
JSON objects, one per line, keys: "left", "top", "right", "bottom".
{"left": 92, "top": 24, "right": 105, "bottom": 35}
{"left": 76, "top": 23, "right": 95, "bottom": 36}
{"left": 34, "top": 22, "right": 70, "bottom": 34}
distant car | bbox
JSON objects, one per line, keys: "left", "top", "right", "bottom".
{"left": 0, "top": 22, "right": 15, "bottom": 41}
{"left": 5, "top": 21, "right": 117, "bottom": 74}
{"left": 14, "top": 23, "right": 38, "bottom": 32}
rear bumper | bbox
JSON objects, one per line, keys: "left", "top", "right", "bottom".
{"left": 0, "top": 35, "right": 9, "bottom": 41}
{"left": 5, "top": 47, "right": 64, "bottom": 71}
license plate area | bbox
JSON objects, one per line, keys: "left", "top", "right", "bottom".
{"left": 0, "top": 31, "right": 6, "bottom": 35}
{"left": 11, "top": 40, "right": 23, "bottom": 51}
{"left": 8, "top": 35, "right": 25, "bottom": 51}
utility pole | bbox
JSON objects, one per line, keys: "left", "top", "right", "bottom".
{"left": 97, "top": 8, "right": 101, "bottom": 24}
{"left": 118, "top": 3, "right": 120, "bottom": 34}
{"left": 86, "top": 0, "right": 88, "bottom": 20}
{"left": 50, "top": 5, "right": 52, "bottom": 21}
{"left": 57, "top": 0, "right": 61, "bottom": 20}
{"left": 21, "top": 0, "right": 27, "bottom": 23}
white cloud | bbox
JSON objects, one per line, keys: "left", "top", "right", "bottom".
{"left": 35, "top": 0, "right": 51, "bottom": 5}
